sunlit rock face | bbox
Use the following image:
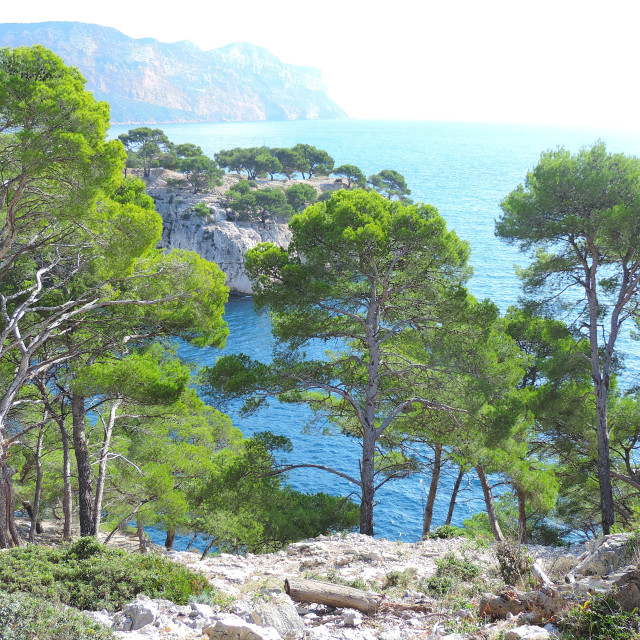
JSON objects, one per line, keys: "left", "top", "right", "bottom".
{"left": 0, "top": 22, "right": 347, "bottom": 124}
{"left": 147, "top": 172, "right": 292, "bottom": 295}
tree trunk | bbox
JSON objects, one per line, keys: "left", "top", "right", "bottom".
{"left": 595, "top": 380, "right": 615, "bottom": 534}
{"left": 0, "top": 457, "right": 13, "bottom": 549}
{"left": 422, "top": 443, "right": 442, "bottom": 537}
{"left": 165, "top": 528, "right": 176, "bottom": 550}
{"left": 137, "top": 517, "right": 147, "bottom": 553}
{"left": 60, "top": 423, "right": 73, "bottom": 541}
{"left": 586, "top": 270, "right": 616, "bottom": 535}
{"left": 185, "top": 532, "right": 198, "bottom": 550}
{"left": 0, "top": 448, "right": 12, "bottom": 548}
{"left": 29, "top": 424, "right": 46, "bottom": 542}
{"left": 445, "top": 468, "right": 465, "bottom": 526}
{"left": 516, "top": 485, "right": 527, "bottom": 543}
{"left": 22, "top": 502, "right": 43, "bottom": 536}
{"left": 3, "top": 462, "right": 22, "bottom": 546}
{"left": 201, "top": 538, "right": 216, "bottom": 561}
{"left": 72, "top": 393, "right": 94, "bottom": 536}
{"left": 476, "top": 463, "right": 505, "bottom": 542}
{"left": 285, "top": 577, "right": 380, "bottom": 615}
{"left": 93, "top": 400, "right": 121, "bottom": 534}
{"left": 360, "top": 429, "right": 376, "bottom": 536}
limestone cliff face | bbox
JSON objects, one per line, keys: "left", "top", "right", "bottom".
{"left": 150, "top": 183, "right": 291, "bottom": 295}
{"left": 0, "top": 22, "right": 347, "bottom": 124}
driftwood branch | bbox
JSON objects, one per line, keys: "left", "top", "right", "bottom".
{"left": 284, "top": 577, "right": 380, "bottom": 615}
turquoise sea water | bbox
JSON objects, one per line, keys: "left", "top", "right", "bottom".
{"left": 109, "top": 120, "right": 640, "bottom": 545}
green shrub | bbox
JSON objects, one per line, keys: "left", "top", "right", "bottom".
{"left": 422, "top": 574, "right": 455, "bottom": 596}
{"left": 419, "top": 553, "right": 481, "bottom": 597}
{"left": 166, "top": 177, "right": 187, "bottom": 189}
{"left": 0, "top": 590, "right": 115, "bottom": 640}
{"left": 383, "top": 567, "right": 417, "bottom": 590}
{"left": 558, "top": 594, "right": 640, "bottom": 640}
{"left": 193, "top": 202, "right": 210, "bottom": 216}
{"left": 0, "top": 538, "right": 213, "bottom": 612}
{"left": 424, "top": 525, "right": 465, "bottom": 540}
{"left": 495, "top": 540, "right": 533, "bottom": 588}
{"left": 435, "top": 554, "right": 480, "bottom": 581}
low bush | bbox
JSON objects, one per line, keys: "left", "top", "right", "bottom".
{"left": 435, "top": 553, "right": 480, "bottom": 581}
{"left": 424, "top": 525, "right": 465, "bottom": 540}
{"left": 558, "top": 594, "right": 640, "bottom": 640}
{"left": 0, "top": 590, "right": 114, "bottom": 640}
{"left": 193, "top": 202, "right": 210, "bottom": 217}
{"left": 0, "top": 537, "right": 213, "bottom": 612}
{"left": 495, "top": 540, "right": 533, "bottom": 588}
{"left": 383, "top": 567, "right": 417, "bottom": 590}
{"left": 419, "top": 553, "right": 481, "bottom": 597}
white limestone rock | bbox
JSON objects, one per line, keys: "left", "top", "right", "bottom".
{"left": 504, "top": 625, "right": 551, "bottom": 640}
{"left": 570, "top": 534, "right": 630, "bottom": 577}
{"left": 250, "top": 595, "right": 305, "bottom": 638}
{"left": 203, "top": 613, "right": 282, "bottom": 640}
{"left": 341, "top": 609, "right": 363, "bottom": 627}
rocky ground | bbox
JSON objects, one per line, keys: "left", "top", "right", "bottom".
{"left": 61, "top": 527, "right": 637, "bottom": 640}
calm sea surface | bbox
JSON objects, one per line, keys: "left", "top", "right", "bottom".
{"left": 109, "top": 120, "right": 640, "bottom": 546}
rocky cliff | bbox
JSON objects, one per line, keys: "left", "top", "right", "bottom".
{"left": 0, "top": 22, "right": 347, "bottom": 124}
{"left": 145, "top": 170, "right": 347, "bottom": 295}
{"left": 146, "top": 171, "right": 292, "bottom": 295}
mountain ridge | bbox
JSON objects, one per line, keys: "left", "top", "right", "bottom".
{"left": 0, "top": 21, "right": 347, "bottom": 124}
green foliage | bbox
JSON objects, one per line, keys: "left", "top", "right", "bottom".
{"left": 332, "top": 164, "right": 366, "bottom": 188}
{"left": 305, "top": 570, "right": 369, "bottom": 591}
{"left": 558, "top": 594, "right": 640, "bottom": 640}
{"left": 272, "top": 148, "right": 308, "bottom": 179}
{"left": 178, "top": 154, "right": 223, "bottom": 192}
{"left": 215, "top": 146, "right": 275, "bottom": 180}
{"left": 292, "top": 144, "right": 334, "bottom": 177}
{"left": 226, "top": 186, "right": 294, "bottom": 223}
{"left": 367, "top": 169, "right": 412, "bottom": 202}
{"left": 192, "top": 433, "right": 359, "bottom": 553}
{"left": 194, "top": 202, "right": 210, "bottom": 217}
{"left": 622, "top": 528, "right": 640, "bottom": 565}
{"left": 495, "top": 540, "right": 534, "bottom": 588}
{"left": 434, "top": 554, "right": 480, "bottom": 581}
{"left": 229, "top": 179, "right": 252, "bottom": 195}
{"left": 118, "top": 127, "right": 171, "bottom": 177}
{"left": 0, "top": 45, "right": 125, "bottom": 255}
{"left": 420, "top": 553, "right": 481, "bottom": 596}
{"left": 0, "top": 590, "right": 115, "bottom": 640}
{"left": 73, "top": 343, "right": 191, "bottom": 404}
{"left": 383, "top": 567, "right": 417, "bottom": 590}
{"left": 188, "top": 588, "right": 235, "bottom": 610}
{"left": 424, "top": 525, "right": 465, "bottom": 539}
{"left": 497, "top": 141, "right": 640, "bottom": 533}
{"left": 111, "top": 177, "right": 155, "bottom": 210}
{"left": 0, "top": 538, "right": 214, "bottom": 612}
{"left": 285, "top": 183, "right": 317, "bottom": 212}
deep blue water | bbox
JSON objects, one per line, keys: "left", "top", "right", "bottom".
{"left": 109, "top": 120, "right": 640, "bottom": 546}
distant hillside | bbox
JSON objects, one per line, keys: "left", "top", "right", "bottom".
{"left": 0, "top": 22, "right": 347, "bottom": 124}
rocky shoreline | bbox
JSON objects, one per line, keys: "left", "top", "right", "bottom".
{"left": 71, "top": 530, "right": 638, "bottom": 640}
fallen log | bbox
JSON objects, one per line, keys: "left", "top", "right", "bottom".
{"left": 284, "top": 577, "right": 381, "bottom": 615}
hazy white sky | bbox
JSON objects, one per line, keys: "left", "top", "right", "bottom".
{"left": 4, "top": 0, "right": 640, "bottom": 129}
